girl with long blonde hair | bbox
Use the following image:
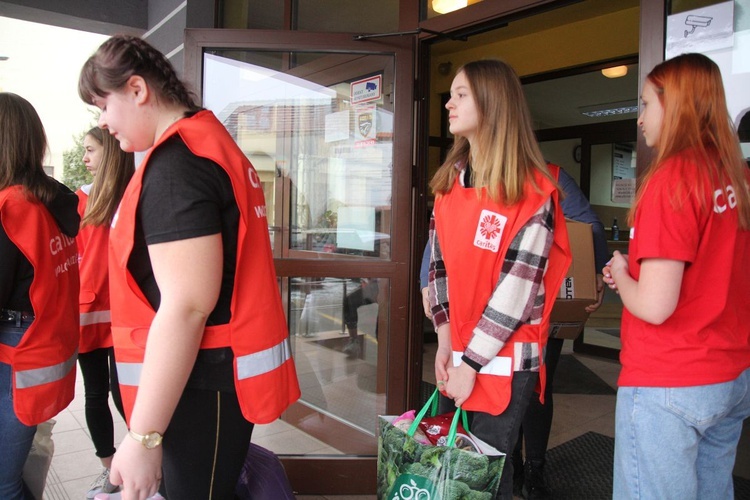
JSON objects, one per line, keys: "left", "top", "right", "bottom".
{"left": 76, "top": 126, "right": 134, "bottom": 498}
{"left": 427, "top": 60, "right": 571, "bottom": 499}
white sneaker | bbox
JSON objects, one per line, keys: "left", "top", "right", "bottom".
{"left": 86, "top": 468, "right": 119, "bottom": 499}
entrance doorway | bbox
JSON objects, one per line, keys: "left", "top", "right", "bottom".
{"left": 185, "top": 30, "right": 414, "bottom": 495}
{"left": 416, "top": 0, "right": 641, "bottom": 389}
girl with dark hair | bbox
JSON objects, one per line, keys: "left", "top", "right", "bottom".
{"left": 427, "top": 59, "right": 571, "bottom": 499}
{"left": 77, "top": 126, "right": 134, "bottom": 498}
{"left": 604, "top": 52, "right": 750, "bottom": 499}
{"left": 78, "top": 35, "right": 300, "bottom": 500}
{"left": 0, "top": 92, "right": 80, "bottom": 499}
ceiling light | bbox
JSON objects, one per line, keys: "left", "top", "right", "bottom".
{"left": 601, "top": 65, "right": 628, "bottom": 78}
{"left": 580, "top": 100, "right": 638, "bottom": 118}
{"left": 432, "top": 0, "right": 468, "bottom": 14}
{"left": 0, "top": 56, "right": 9, "bottom": 61}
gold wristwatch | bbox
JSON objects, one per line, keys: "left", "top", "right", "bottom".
{"left": 128, "top": 429, "right": 164, "bottom": 449}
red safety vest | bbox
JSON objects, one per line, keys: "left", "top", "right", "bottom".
{"left": 109, "top": 110, "right": 300, "bottom": 425}
{"left": 0, "top": 186, "right": 79, "bottom": 426}
{"left": 434, "top": 168, "right": 570, "bottom": 415}
{"left": 76, "top": 188, "right": 113, "bottom": 353}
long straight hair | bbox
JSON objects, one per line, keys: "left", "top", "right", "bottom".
{"left": 630, "top": 53, "right": 750, "bottom": 229}
{"left": 0, "top": 93, "right": 57, "bottom": 204}
{"left": 430, "top": 59, "right": 558, "bottom": 204}
{"left": 81, "top": 127, "right": 134, "bottom": 227}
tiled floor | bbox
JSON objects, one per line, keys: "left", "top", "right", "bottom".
{"left": 42, "top": 331, "right": 749, "bottom": 499}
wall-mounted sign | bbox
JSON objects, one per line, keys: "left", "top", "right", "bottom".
{"left": 355, "top": 104, "right": 377, "bottom": 148}
{"left": 612, "top": 144, "right": 635, "bottom": 203}
{"left": 350, "top": 75, "right": 382, "bottom": 105}
{"left": 666, "top": 1, "right": 734, "bottom": 59}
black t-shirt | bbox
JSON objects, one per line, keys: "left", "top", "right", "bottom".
{"left": 128, "top": 135, "right": 239, "bottom": 391}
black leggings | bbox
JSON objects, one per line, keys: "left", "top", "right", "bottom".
{"left": 470, "top": 371, "right": 539, "bottom": 500}
{"left": 159, "top": 388, "right": 253, "bottom": 499}
{"left": 514, "top": 337, "right": 564, "bottom": 462}
{"left": 78, "top": 347, "right": 124, "bottom": 459}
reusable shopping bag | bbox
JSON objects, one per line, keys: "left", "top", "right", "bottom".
{"left": 235, "top": 442, "right": 296, "bottom": 499}
{"left": 377, "top": 389, "right": 505, "bottom": 499}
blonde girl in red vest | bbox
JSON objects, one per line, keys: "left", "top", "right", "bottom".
{"left": 0, "top": 92, "right": 81, "bottom": 500}
{"left": 427, "top": 60, "right": 571, "bottom": 499}
{"left": 78, "top": 36, "right": 299, "bottom": 500}
{"left": 76, "top": 126, "right": 134, "bottom": 498}
{"left": 603, "top": 53, "right": 750, "bottom": 499}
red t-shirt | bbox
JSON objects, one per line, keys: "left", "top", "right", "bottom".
{"left": 619, "top": 150, "right": 750, "bottom": 387}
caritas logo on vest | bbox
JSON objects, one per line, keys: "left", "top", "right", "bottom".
{"left": 474, "top": 210, "right": 507, "bottom": 252}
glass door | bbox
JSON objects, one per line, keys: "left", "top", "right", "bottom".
{"left": 184, "top": 29, "right": 414, "bottom": 495}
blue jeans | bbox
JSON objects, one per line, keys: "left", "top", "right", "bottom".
{"left": 614, "top": 367, "right": 750, "bottom": 500}
{"left": 0, "top": 324, "right": 36, "bottom": 500}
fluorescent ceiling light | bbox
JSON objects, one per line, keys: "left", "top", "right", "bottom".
{"left": 580, "top": 100, "right": 638, "bottom": 118}
{"left": 433, "top": 0, "right": 468, "bottom": 14}
{"left": 601, "top": 65, "right": 628, "bottom": 78}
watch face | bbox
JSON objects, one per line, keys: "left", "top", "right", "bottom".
{"left": 144, "top": 432, "right": 163, "bottom": 449}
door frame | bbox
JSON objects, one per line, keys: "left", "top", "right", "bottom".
{"left": 183, "top": 28, "right": 415, "bottom": 495}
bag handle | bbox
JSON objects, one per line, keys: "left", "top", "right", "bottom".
{"left": 406, "top": 388, "right": 470, "bottom": 446}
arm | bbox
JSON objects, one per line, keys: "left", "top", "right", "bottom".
{"left": 428, "top": 213, "right": 449, "bottom": 328}
{"left": 110, "top": 234, "right": 223, "bottom": 499}
{"left": 427, "top": 213, "right": 452, "bottom": 389}
{"left": 419, "top": 241, "right": 431, "bottom": 319}
{"left": 603, "top": 252, "right": 684, "bottom": 324}
{"left": 446, "top": 199, "right": 554, "bottom": 407}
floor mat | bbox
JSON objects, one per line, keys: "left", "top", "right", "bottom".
{"left": 545, "top": 432, "right": 750, "bottom": 500}
{"left": 552, "top": 354, "right": 616, "bottom": 395}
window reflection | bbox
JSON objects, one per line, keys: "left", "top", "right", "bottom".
{"left": 289, "top": 276, "right": 387, "bottom": 434}
{"left": 202, "top": 52, "right": 393, "bottom": 259}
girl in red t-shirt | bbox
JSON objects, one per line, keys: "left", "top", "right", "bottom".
{"left": 604, "top": 53, "right": 750, "bottom": 500}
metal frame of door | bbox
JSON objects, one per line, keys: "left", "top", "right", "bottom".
{"left": 183, "top": 28, "right": 415, "bottom": 495}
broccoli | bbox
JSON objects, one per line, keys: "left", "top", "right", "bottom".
{"left": 486, "top": 455, "right": 505, "bottom": 488}
{"left": 420, "top": 446, "right": 447, "bottom": 469}
{"left": 462, "top": 489, "right": 493, "bottom": 500}
{"left": 445, "top": 448, "right": 490, "bottom": 490}
{"left": 403, "top": 462, "right": 437, "bottom": 480}
{"left": 402, "top": 435, "right": 424, "bottom": 464}
{"left": 438, "top": 478, "right": 471, "bottom": 498}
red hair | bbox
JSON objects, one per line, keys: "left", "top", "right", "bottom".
{"left": 630, "top": 53, "right": 750, "bottom": 229}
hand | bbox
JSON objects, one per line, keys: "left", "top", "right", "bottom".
{"left": 585, "top": 274, "right": 606, "bottom": 313}
{"left": 445, "top": 362, "right": 476, "bottom": 408}
{"left": 603, "top": 251, "right": 629, "bottom": 294}
{"left": 421, "top": 287, "right": 432, "bottom": 319}
{"left": 434, "top": 344, "right": 451, "bottom": 393}
{"left": 110, "top": 434, "right": 163, "bottom": 500}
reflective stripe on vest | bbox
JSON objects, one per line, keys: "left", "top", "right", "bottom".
{"left": 452, "top": 340, "right": 541, "bottom": 377}
{"left": 116, "top": 337, "right": 293, "bottom": 387}
{"left": 16, "top": 351, "right": 78, "bottom": 389}
{"left": 80, "top": 310, "right": 111, "bottom": 326}
{"left": 453, "top": 351, "right": 511, "bottom": 376}
{"left": 237, "top": 338, "right": 293, "bottom": 380}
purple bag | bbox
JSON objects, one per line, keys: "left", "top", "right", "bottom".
{"left": 235, "top": 443, "right": 296, "bottom": 500}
